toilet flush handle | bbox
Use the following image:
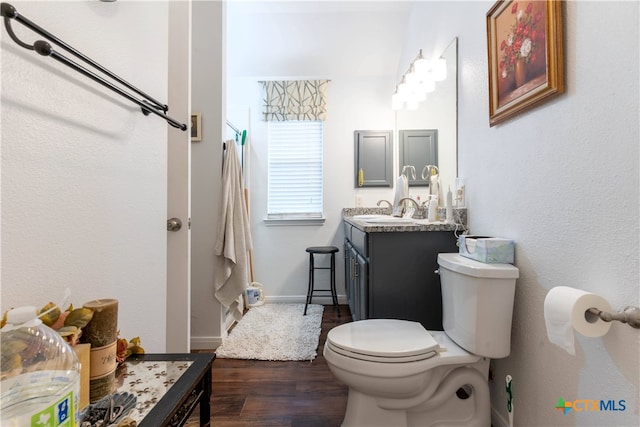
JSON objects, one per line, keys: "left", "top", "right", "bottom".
{"left": 434, "top": 269, "right": 440, "bottom": 275}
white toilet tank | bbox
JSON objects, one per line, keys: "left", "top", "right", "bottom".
{"left": 437, "top": 253, "right": 519, "bottom": 358}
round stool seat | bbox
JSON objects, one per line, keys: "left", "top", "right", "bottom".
{"left": 306, "top": 246, "right": 339, "bottom": 254}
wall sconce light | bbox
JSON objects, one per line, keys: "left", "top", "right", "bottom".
{"left": 391, "top": 49, "right": 447, "bottom": 111}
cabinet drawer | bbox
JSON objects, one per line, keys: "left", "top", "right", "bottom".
{"left": 351, "top": 227, "right": 368, "bottom": 257}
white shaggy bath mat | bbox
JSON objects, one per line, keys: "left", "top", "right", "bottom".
{"left": 215, "top": 303, "right": 324, "bottom": 361}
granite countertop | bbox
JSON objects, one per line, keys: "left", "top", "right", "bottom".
{"left": 343, "top": 207, "right": 468, "bottom": 233}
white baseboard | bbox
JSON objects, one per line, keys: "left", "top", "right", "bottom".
{"left": 491, "top": 406, "right": 509, "bottom": 427}
{"left": 265, "top": 294, "right": 347, "bottom": 304}
{"left": 190, "top": 335, "right": 223, "bottom": 350}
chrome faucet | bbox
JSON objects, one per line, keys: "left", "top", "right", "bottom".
{"left": 399, "top": 197, "right": 424, "bottom": 219}
{"left": 376, "top": 199, "right": 393, "bottom": 215}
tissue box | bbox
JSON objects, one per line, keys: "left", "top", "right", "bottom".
{"left": 459, "top": 235, "right": 514, "bottom": 264}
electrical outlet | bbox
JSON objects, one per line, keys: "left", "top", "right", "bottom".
{"left": 356, "top": 196, "right": 363, "bottom": 207}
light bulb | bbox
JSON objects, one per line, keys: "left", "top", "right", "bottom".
{"left": 398, "top": 80, "right": 412, "bottom": 95}
{"left": 412, "top": 91, "right": 427, "bottom": 102}
{"left": 405, "top": 70, "right": 420, "bottom": 85}
{"left": 418, "top": 78, "right": 436, "bottom": 93}
{"left": 406, "top": 99, "right": 419, "bottom": 110}
{"left": 433, "top": 58, "right": 447, "bottom": 81}
{"left": 414, "top": 58, "right": 430, "bottom": 77}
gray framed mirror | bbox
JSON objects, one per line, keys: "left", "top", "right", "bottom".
{"left": 354, "top": 130, "right": 393, "bottom": 187}
{"left": 398, "top": 129, "right": 438, "bottom": 186}
{"left": 397, "top": 37, "right": 457, "bottom": 190}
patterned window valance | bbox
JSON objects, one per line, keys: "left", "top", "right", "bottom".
{"left": 260, "top": 80, "right": 329, "bottom": 121}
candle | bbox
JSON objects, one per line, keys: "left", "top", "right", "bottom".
{"left": 82, "top": 299, "right": 118, "bottom": 346}
{"left": 81, "top": 299, "right": 118, "bottom": 402}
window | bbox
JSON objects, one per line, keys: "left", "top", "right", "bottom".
{"left": 266, "top": 121, "right": 324, "bottom": 224}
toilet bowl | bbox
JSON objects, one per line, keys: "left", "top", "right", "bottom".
{"left": 324, "top": 253, "right": 519, "bottom": 427}
{"left": 324, "top": 321, "right": 490, "bottom": 426}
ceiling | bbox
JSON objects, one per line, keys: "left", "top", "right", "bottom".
{"left": 226, "top": 1, "right": 414, "bottom": 78}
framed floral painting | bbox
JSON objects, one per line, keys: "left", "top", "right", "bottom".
{"left": 486, "top": 0, "right": 564, "bottom": 126}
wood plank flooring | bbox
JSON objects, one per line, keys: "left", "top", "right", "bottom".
{"left": 186, "top": 304, "right": 352, "bottom": 427}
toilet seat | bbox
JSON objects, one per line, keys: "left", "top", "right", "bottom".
{"left": 326, "top": 319, "right": 441, "bottom": 363}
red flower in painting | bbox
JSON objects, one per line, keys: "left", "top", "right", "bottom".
{"left": 499, "top": 2, "right": 542, "bottom": 79}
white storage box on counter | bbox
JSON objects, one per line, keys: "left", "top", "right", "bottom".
{"left": 459, "top": 235, "right": 514, "bottom": 264}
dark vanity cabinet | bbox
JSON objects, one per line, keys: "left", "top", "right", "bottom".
{"left": 343, "top": 220, "right": 459, "bottom": 330}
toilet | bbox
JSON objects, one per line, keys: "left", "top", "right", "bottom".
{"left": 324, "top": 253, "right": 519, "bottom": 427}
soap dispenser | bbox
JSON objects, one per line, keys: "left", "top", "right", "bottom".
{"left": 427, "top": 195, "right": 438, "bottom": 222}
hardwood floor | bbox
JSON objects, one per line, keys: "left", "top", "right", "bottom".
{"left": 187, "top": 304, "right": 352, "bottom": 427}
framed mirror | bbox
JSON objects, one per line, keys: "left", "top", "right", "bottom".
{"left": 398, "top": 129, "right": 438, "bottom": 186}
{"left": 354, "top": 130, "right": 393, "bottom": 187}
{"left": 397, "top": 37, "right": 457, "bottom": 190}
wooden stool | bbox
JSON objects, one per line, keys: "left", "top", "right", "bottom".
{"left": 304, "top": 246, "right": 340, "bottom": 316}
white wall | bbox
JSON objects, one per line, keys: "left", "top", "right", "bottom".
{"left": 0, "top": 1, "right": 170, "bottom": 351}
{"left": 442, "top": 1, "right": 638, "bottom": 426}
{"left": 189, "top": 0, "right": 227, "bottom": 349}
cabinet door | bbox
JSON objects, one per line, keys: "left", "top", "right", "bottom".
{"left": 398, "top": 129, "right": 438, "bottom": 187}
{"left": 349, "top": 245, "right": 360, "bottom": 320}
{"left": 367, "top": 231, "right": 458, "bottom": 330}
{"left": 355, "top": 251, "right": 369, "bottom": 320}
{"left": 354, "top": 130, "right": 393, "bottom": 187}
{"left": 345, "top": 240, "right": 357, "bottom": 320}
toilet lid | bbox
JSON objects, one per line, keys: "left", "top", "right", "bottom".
{"left": 327, "top": 319, "right": 441, "bottom": 363}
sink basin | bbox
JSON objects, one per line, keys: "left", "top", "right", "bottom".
{"left": 412, "top": 219, "right": 446, "bottom": 225}
{"left": 351, "top": 215, "right": 415, "bottom": 224}
{"left": 351, "top": 214, "right": 389, "bottom": 220}
{"left": 366, "top": 217, "right": 415, "bottom": 224}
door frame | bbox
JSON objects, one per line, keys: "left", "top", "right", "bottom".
{"left": 166, "top": 0, "right": 192, "bottom": 353}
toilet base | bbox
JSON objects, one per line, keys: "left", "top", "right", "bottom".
{"left": 340, "top": 362, "right": 491, "bottom": 427}
{"left": 342, "top": 389, "right": 407, "bottom": 427}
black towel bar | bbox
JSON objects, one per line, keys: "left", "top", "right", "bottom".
{"left": 1, "top": 2, "right": 187, "bottom": 131}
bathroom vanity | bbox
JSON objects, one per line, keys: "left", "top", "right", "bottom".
{"left": 343, "top": 208, "right": 465, "bottom": 330}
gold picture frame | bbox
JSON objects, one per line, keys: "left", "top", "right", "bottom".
{"left": 191, "top": 113, "right": 202, "bottom": 141}
{"left": 487, "top": 0, "right": 565, "bottom": 126}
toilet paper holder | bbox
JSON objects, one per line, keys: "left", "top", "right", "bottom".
{"left": 586, "top": 306, "right": 640, "bottom": 329}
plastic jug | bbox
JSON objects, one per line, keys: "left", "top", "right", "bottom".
{"left": 1, "top": 306, "right": 80, "bottom": 426}
{"left": 245, "top": 282, "right": 266, "bottom": 308}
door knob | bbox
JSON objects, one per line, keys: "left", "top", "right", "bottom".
{"left": 167, "top": 218, "right": 182, "bottom": 231}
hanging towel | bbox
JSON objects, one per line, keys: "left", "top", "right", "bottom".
{"left": 213, "top": 139, "right": 253, "bottom": 321}
{"left": 392, "top": 175, "right": 409, "bottom": 216}
{"left": 429, "top": 173, "right": 442, "bottom": 206}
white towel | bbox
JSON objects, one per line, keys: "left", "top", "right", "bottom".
{"left": 392, "top": 175, "right": 409, "bottom": 215}
{"left": 429, "top": 174, "right": 442, "bottom": 206}
{"left": 213, "top": 140, "right": 253, "bottom": 321}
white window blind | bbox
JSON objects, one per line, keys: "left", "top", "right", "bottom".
{"left": 267, "top": 121, "right": 323, "bottom": 219}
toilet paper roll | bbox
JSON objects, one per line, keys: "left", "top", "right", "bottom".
{"left": 543, "top": 286, "right": 612, "bottom": 355}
